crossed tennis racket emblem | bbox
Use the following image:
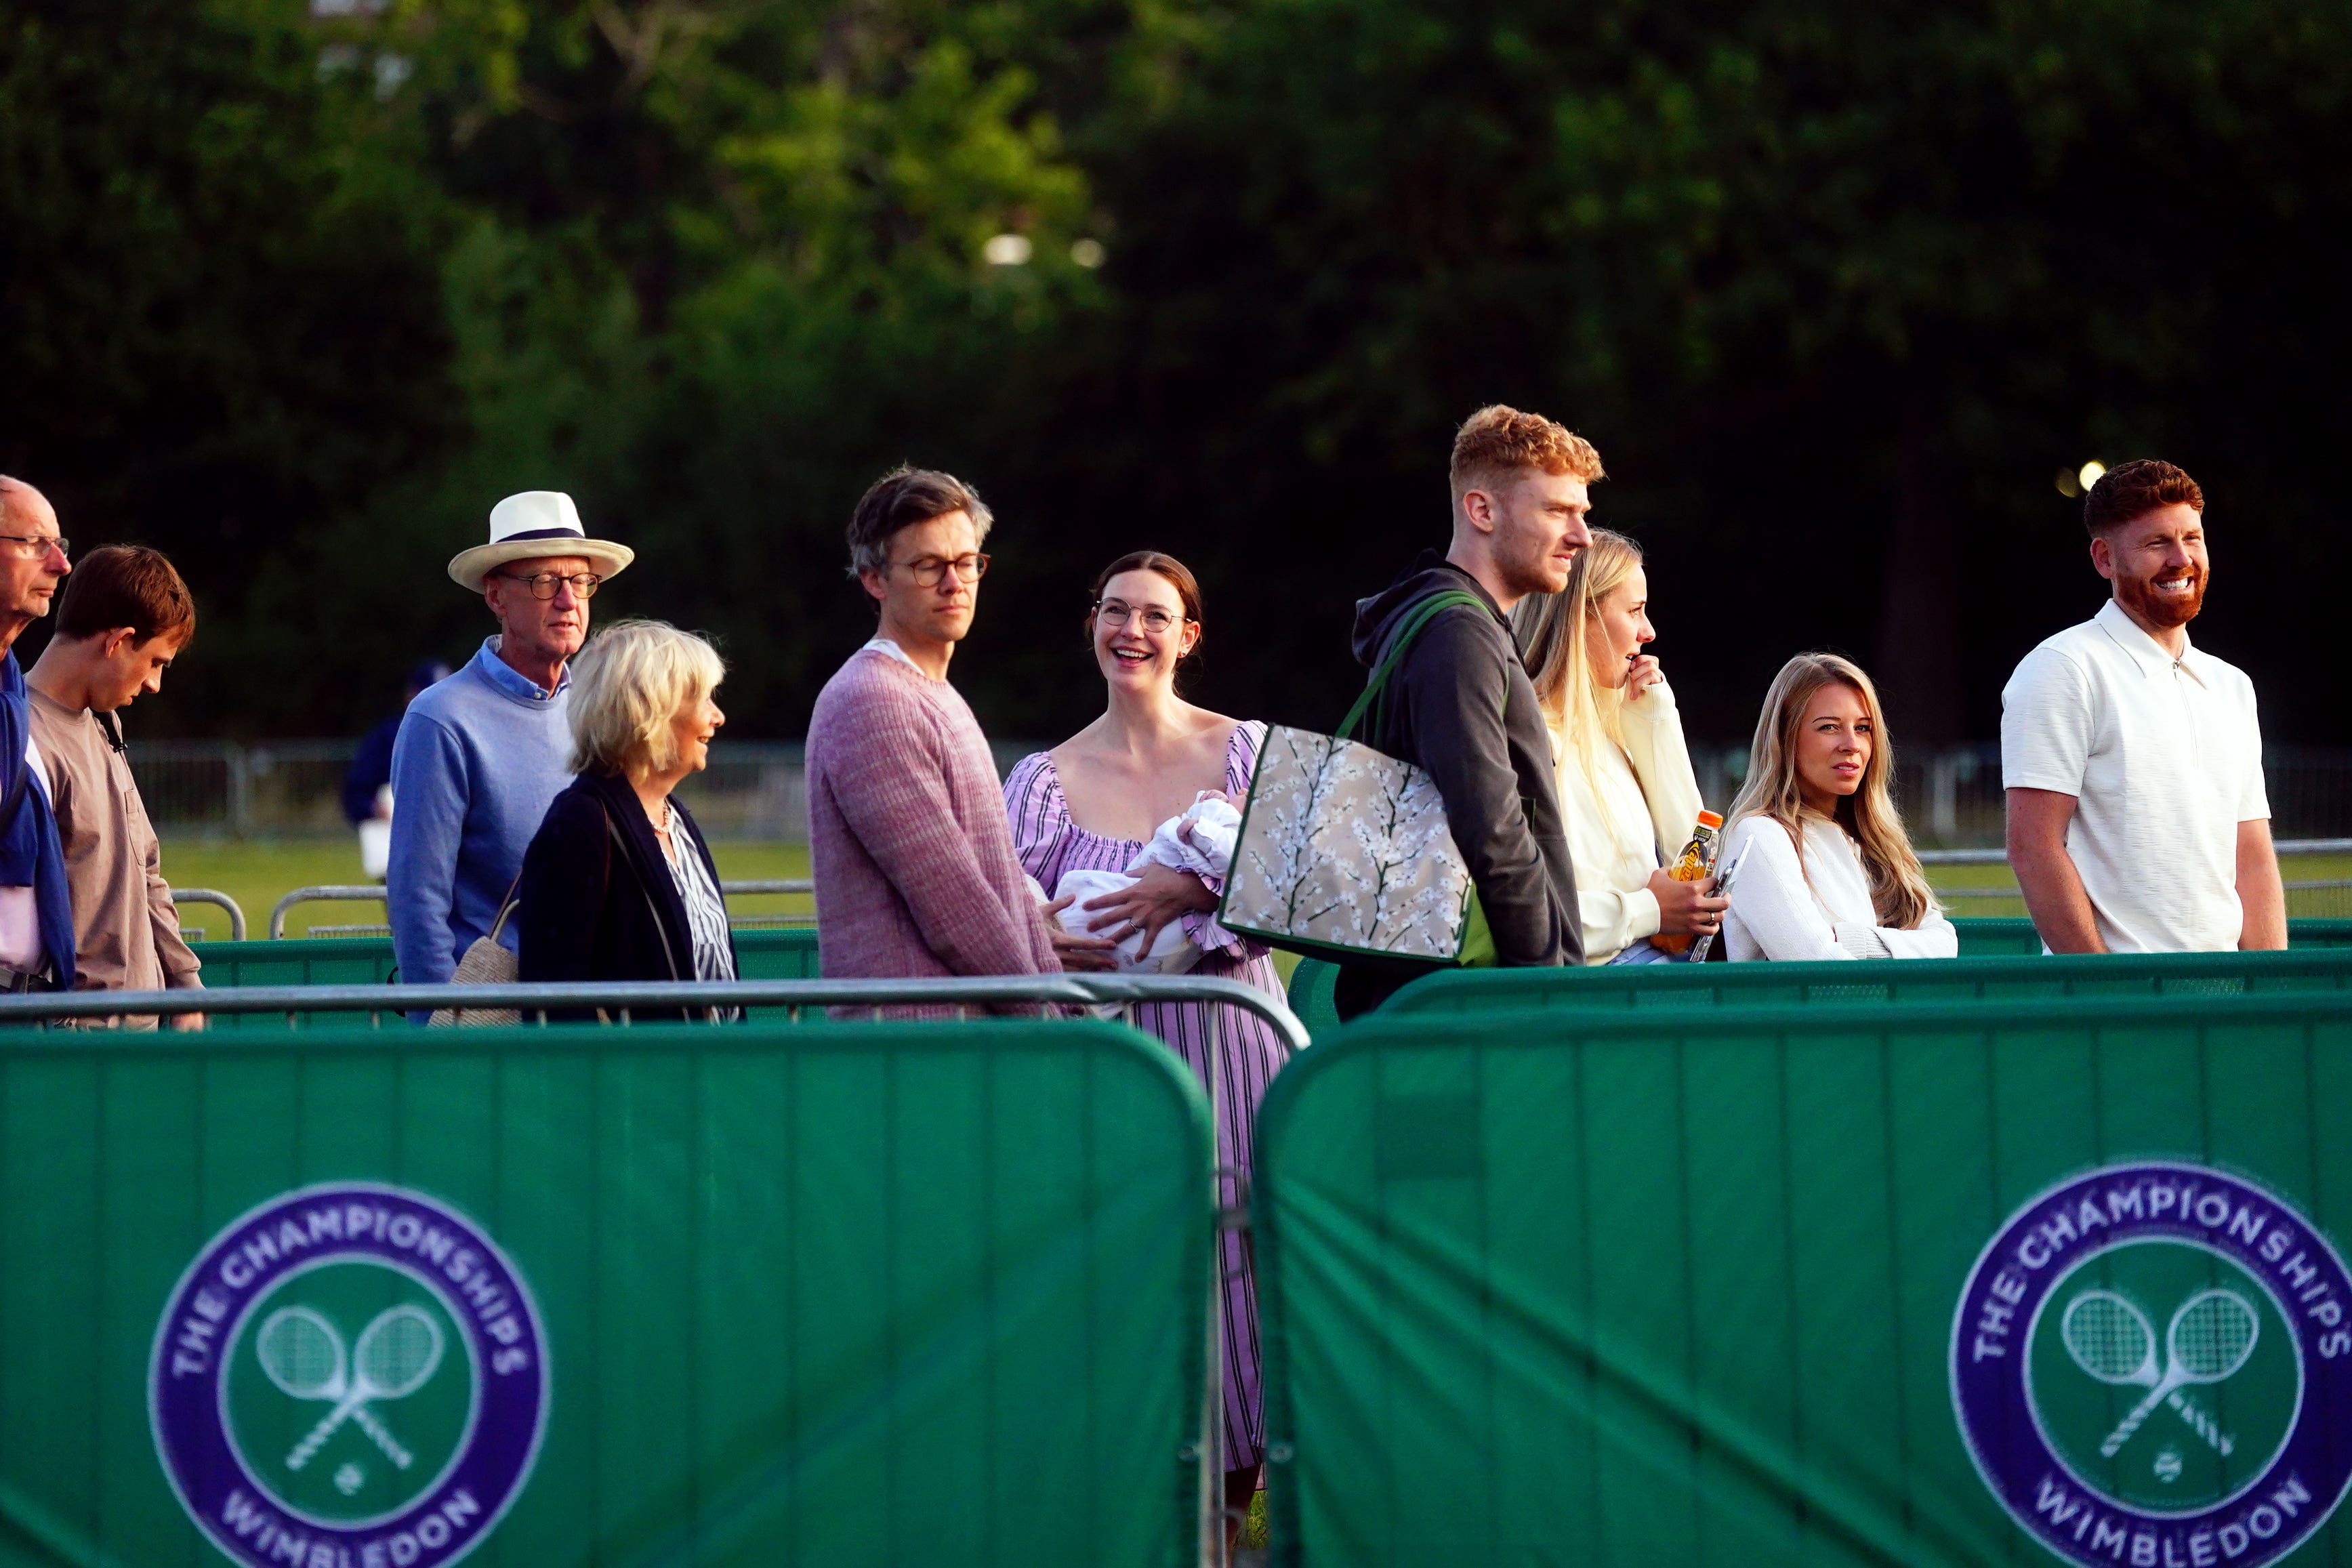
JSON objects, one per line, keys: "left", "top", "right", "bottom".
{"left": 2061, "top": 1287, "right": 2261, "bottom": 1459}
{"left": 253, "top": 1304, "right": 447, "bottom": 1472}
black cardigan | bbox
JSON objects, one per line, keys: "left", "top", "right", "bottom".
{"left": 516, "top": 770, "right": 739, "bottom": 1020}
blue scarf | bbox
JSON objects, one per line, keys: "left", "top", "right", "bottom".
{"left": 0, "top": 651, "right": 77, "bottom": 986}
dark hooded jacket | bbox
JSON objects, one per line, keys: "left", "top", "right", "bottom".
{"left": 1334, "top": 552, "right": 1581, "bottom": 1015}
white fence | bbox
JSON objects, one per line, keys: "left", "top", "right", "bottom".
{"left": 131, "top": 739, "right": 2352, "bottom": 848}
{"left": 1691, "top": 743, "right": 2352, "bottom": 848}
{"left": 130, "top": 740, "right": 812, "bottom": 840}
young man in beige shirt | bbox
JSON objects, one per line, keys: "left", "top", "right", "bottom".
{"left": 26, "top": 544, "right": 203, "bottom": 1025}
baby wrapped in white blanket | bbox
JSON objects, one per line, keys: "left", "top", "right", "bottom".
{"left": 1044, "top": 793, "right": 1243, "bottom": 973}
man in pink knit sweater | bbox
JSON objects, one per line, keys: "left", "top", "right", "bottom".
{"left": 806, "top": 467, "right": 1087, "bottom": 998}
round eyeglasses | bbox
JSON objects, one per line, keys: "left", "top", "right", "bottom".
{"left": 894, "top": 554, "right": 990, "bottom": 587}
{"left": 1094, "top": 599, "right": 1187, "bottom": 634}
{"left": 495, "top": 571, "right": 602, "bottom": 600}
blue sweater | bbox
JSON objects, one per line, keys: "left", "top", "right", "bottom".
{"left": 387, "top": 638, "right": 573, "bottom": 991}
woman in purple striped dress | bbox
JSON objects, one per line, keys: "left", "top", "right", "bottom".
{"left": 1002, "top": 550, "right": 1288, "bottom": 1537}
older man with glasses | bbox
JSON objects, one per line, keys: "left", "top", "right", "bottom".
{"left": 0, "top": 476, "right": 77, "bottom": 993}
{"left": 804, "top": 466, "right": 1064, "bottom": 1012}
{"left": 388, "top": 492, "right": 633, "bottom": 1010}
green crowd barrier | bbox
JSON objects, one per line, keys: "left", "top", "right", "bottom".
{"left": 0, "top": 1016, "right": 1212, "bottom": 1568}
{"left": 186, "top": 928, "right": 825, "bottom": 988}
{"left": 1954, "top": 917, "right": 2044, "bottom": 955}
{"left": 1284, "top": 919, "right": 2352, "bottom": 1039}
{"left": 174, "top": 929, "right": 825, "bottom": 1030}
{"left": 1385, "top": 946, "right": 2352, "bottom": 1017}
{"left": 189, "top": 936, "right": 403, "bottom": 987}
{"left": 1924, "top": 917, "right": 2352, "bottom": 956}
{"left": 1286, "top": 958, "right": 1342, "bottom": 1041}
{"left": 1254, "top": 993, "right": 2352, "bottom": 1567}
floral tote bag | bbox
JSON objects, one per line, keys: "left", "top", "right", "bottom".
{"left": 1217, "top": 591, "right": 1497, "bottom": 966}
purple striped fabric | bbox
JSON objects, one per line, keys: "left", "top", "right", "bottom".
{"left": 1003, "top": 719, "right": 1286, "bottom": 1472}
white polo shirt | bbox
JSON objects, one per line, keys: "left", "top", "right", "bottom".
{"left": 2001, "top": 598, "right": 2269, "bottom": 952}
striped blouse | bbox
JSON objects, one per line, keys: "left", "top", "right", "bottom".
{"left": 661, "top": 802, "right": 737, "bottom": 983}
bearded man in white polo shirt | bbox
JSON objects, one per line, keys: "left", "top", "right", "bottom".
{"left": 2002, "top": 459, "right": 2285, "bottom": 953}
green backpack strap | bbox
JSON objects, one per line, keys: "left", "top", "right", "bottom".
{"left": 1336, "top": 590, "right": 1495, "bottom": 742}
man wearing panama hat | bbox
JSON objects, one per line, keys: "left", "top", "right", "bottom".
{"left": 387, "top": 493, "right": 633, "bottom": 1010}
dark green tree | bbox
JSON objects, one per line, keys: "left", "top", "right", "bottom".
{"left": 1, "top": 0, "right": 459, "bottom": 730}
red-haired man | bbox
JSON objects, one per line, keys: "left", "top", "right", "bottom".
{"left": 1334, "top": 405, "right": 1596, "bottom": 1018}
{"left": 2002, "top": 460, "right": 2284, "bottom": 953}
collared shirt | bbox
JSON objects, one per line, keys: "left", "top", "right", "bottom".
{"left": 2002, "top": 598, "right": 2269, "bottom": 953}
{"left": 480, "top": 634, "right": 570, "bottom": 701}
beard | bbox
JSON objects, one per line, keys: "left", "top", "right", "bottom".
{"left": 1501, "top": 528, "right": 1575, "bottom": 600}
{"left": 2116, "top": 562, "right": 2208, "bottom": 630}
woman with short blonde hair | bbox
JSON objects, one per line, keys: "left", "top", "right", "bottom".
{"left": 519, "top": 621, "right": 740, "bottom": 1014}
{"left": 1719, "top": 652, "right": 1954, "bottom": 961}
{"left": 1512, "top": 529, "right": 1723, "bottom": 963}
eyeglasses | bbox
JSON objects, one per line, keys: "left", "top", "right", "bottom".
{"left": 494, "top": 571, "right": 602, "bottom": 600}
{"left": 0, "top": 533, "right": 68, "bottom": 560}
{"left": 1094, "top": 599, "right": 1189, "bottom": 634}
{"left": 894, "top": 553, "right": 989, "bottom": 587}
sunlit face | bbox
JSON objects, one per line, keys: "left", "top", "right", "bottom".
{"left": 92, "top": 626, "right": 190, "bottom": 714}
{"left": 1091, "top": 568, "right": 1195, "bottom": 693}
{"left": 861, "top": 510, "right": 981, "bottom": 646}
{"left": 1794, "top": 681, "right": 1873, "bottom": 812}
{"left": 668, "top": 685, "right": 724, "bottom": 775}
{"left": 1582, "top": 566, "right": 1655, "bottom": 689}
{"left": 482, "top": 554, "right": 594, "bottom": 669}
{"left": 1475, "top": 469, "right": 1593, "bottom": 598}
{"left": 0, "top": 485, "right": 70, "bottom": 625}
{"left": 2093, "top": 501, "right": 2208, "bottom": 631}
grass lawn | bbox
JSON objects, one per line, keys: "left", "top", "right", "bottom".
{"left": 159, "top": 837, "right": 813, "bottom": 940}
{"left": 155, "top": 840, "right": 2347, "bottom": 943}
{"left": 1923, "top": 851, "right": 2351, "bottom": 920}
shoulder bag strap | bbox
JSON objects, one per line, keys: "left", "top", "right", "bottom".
{"left": 486, "top": 869, "right": 524, "bottom": 942}
{"left": 605, "top": 806, "right": 685, "bottom": 981}
{"left": 1335, "top": 590, "right": 1494, "bottom": 742}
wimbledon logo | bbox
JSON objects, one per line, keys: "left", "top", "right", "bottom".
{"left": 1952, "top": 1162, "right": 2352, "bottom": 1568}
{"left": 150, "top": 1184, "right": 548, "bottom": 1568}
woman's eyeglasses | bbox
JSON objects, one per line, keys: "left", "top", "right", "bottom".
{"left": 1094, "top": 600, "right": 1189, "bottom": 634}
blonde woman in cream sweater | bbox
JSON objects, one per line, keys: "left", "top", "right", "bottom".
{"left": 1512, "top": 530, "right": 1725, "bottom": 964}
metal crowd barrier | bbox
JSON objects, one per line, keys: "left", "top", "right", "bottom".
{"left": 0, "top": 970, "right": 1300, "bottom": 1567}
{"left": 0, "top": 972, "right": 1306, "bottom": 1046}
{"left": 165, "top": 886, "right": 246, "bottom": 941}
{"left": 265, "top": 879, "right": 818, "bottom": 937}
{"left": 1916, "top": 836, "right": 2351, "bottom": 865}
{"left": 266, "top": 883, "right": 386, "bottom": 938}
{"left": 1920, "top": 838, "right": 2352, "bottom": 910}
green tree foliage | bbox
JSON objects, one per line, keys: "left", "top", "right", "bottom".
{"left": 5, "top": 0, "right": 2348, "bottom": 744}
{"left": 1072, "top": 0, "right": 2352, "bottom": 742}
{"left": 299, "top": 0, "right": 1110, "bottom": 730}
{"left": 1, "top": 0, "right": 459, "bottom": 728}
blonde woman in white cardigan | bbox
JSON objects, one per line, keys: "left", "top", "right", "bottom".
{"left": 1512, "top": 529, "right": 1725, "bottom": 964}
{"left": 1720, "top": 652, "right": 1956, "bottom": 961}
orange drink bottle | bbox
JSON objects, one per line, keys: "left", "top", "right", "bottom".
{"left": 1648, "top": 809, "right": 1724, "bottom": 954}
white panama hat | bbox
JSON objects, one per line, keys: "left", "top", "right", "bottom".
{"left": 447, "top": 491, "right": 636, "bottom": 591}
